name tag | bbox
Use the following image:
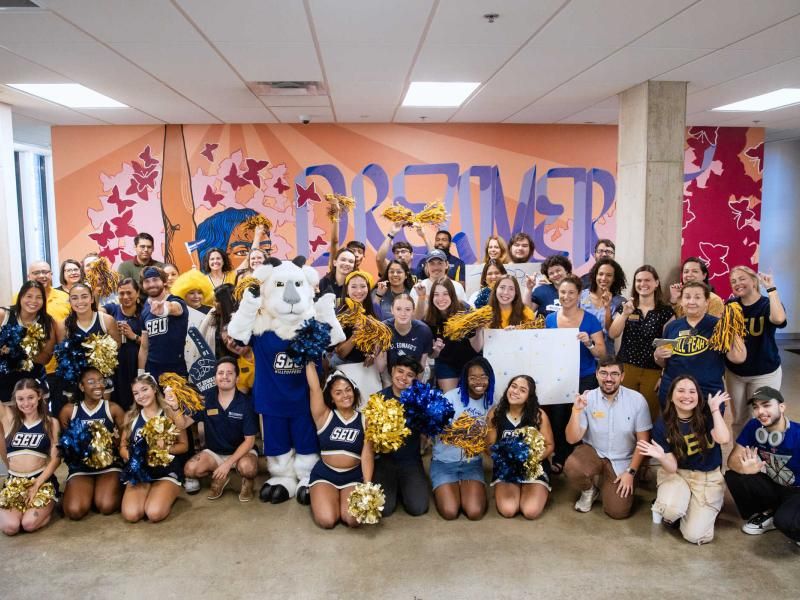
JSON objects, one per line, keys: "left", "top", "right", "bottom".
{"left": 592, "top": 411, "right": 606, "bottom": 419}
{"left": 627, "top": 315, "right": 640, "bottom": 321}
{"left": 207, "top": 408, "right": 219, "bottom": 416}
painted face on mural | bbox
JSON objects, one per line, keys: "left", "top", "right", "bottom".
{"left": 226, "top": 222, "right": 272, "bottom": 264}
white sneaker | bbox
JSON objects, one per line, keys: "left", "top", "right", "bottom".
{"left": 742, "top": 512, "right": 776, "bottom": 535}
{"left": 185, "top": 477, "right": 201, "bottom": 495}
{"left": 574, "top": 486, "right": 599, "bottom": 513}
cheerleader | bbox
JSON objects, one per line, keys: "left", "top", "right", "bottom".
{"left": 306, "top": 363, "right": 374, "bottom": 528}
{"left": 0, "top": 379, "right": 61, "bottom": 535}
{"left": 58, "top": 367, "right": 124, "bottom": 520}
{"left": 120, "top": 374, "right": 189, "bottom": 523}
{"left": 487, "top": 375, "right": 554, "bottom": 519}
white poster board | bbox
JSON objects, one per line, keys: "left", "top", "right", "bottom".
{"left": 483, "top": 328, "right": 579, "bottom": 406}
{"left": 465, "top": 262, "right": 542, "bottom": 298}
{"left": 337, "top": 362, "right": 383, "bottom": 408}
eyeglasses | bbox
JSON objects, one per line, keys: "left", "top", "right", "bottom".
{"left": 598, "top": 371, "right": 622, "bottom": 378}
{"left": 596, "top": 249, "right": 615, "bottom": 256}
{"left": 468, "top": 374, "right": 489, "bottom": 381}
{"left": 31, "top": 270, "right": 51, "bottom": 276}
{"left": 64, "top": 267, "right": 81, "bottom": 274}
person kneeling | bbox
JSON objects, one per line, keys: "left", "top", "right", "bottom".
{"left": 167, "top": 358, "right": 258, "bottom": 502}
{"left": 306, "top": 363, "right": 373, "bottom": 528}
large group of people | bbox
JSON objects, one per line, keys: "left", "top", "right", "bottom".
{"left": 0, "top": 223, "right": 797, "bottom": 550}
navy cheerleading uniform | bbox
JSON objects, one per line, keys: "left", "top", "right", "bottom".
{"left": 491, "top": 413, "right": 551, "bottom": 489}
{"left": 0, "top": 311, "right": 49, "bottom": 403}
{"left": 128, "top": 410, "right": 186, "bottom": 486}
{"left": 66, "top": 400, "right": 122, "bottom": 480}
{"left": 4, "top": 418, "right": 59, "bottom": 493}
{"left": 309, "top": 410, "right": 365, "bottom": 489}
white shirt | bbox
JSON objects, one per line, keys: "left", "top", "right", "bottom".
{"left": 410, "top": 277, "right": 469, "bottom": 307}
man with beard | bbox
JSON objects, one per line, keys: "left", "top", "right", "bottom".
{"left": 137, "top": 267, "right": 188, "bottom": 379}
{"left": 564, "top": 358, "right": 651, "bottom": 518}
{"left": 725, "top": 387, "right": 800, "bottom": 545}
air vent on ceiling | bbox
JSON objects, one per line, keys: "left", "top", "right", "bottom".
{"left": 247, "top": 81, "right": 328, "bottom": 97}
{"left": 0, "top": 0, "right": 41, "bottom": 8}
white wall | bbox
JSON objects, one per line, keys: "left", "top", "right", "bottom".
{"left": 761, "top": 138, "right": 800, "bottom": 336}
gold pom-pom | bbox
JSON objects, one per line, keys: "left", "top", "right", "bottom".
{"left": 243, "top": 214, "right": 273, "bottom": 232}
{"left": 142, "top": 415, "right": 180, "bottom": 467}
{"left": 81, "top": 333, "right": 119, "bottom": 377}
{"left": 363, "top": 393, "right": 410, "bottom": 453}
{"left": 709, "top": 302, "right": 746, "bottom": 352}
{"left": 443, "top": 305, "right": 493, "bottom": 341}
{"left": 86, "top": 257, "right": 120, "bottom": 299}
{"left": 159, "top": 372, "right": 204, "bottom": 413}
{"left": 325, "top": 193, "right": 355, "bottom": 222}
{"left": 516, "top": 314, "right": 546, "bottom": 330}
{"left": 439, "top": 413, "right": 489, "bottom": 459}
{"left": 382, "top": 204, "right": 414, "bottom": 224}
{"left": 20, "top": 322, "right": 46, "bottom": 371}
{"left": 85, "top": 420, "right": 115, "bottom": 469}
{"left": 0, "top": 476, "right": 56, "bottom": 512}
{"left": 347, "top": 482, "right": 385, "bottom": 525}
{"left": 337, "top": 298, "right": 366, "bottom": 328}
{"left": 516, "top": 426, "right": 547, "bottom": 480}
{"left": 351, "top": 317, "right": 393, "bottom": 354}
{"left": 411, "top": 201, "right": 448, "bottom": 226}
{"left": 234, "top": 276, "right": 261, "bottom": 303}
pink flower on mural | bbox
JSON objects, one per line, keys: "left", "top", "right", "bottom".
{"left": 745, "top": 142, "right": 764, "bottom": 173}
{"left": 682, "top": 198, "right": 696, "bottom": 230}
{"left": 728, "top": 197, "right": 756, "bottom": 230}
{"left": 699, "top": 242, "right": 730, "bottom": 279}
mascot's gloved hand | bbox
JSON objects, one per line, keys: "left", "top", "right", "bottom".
{"left": 248, "top": 282, "right": 261, "bottom": 298}
{"left": 227, "top": 288, "right": 263, "bottom": 345}
{"left": 315, "top": 293, "right": 345, "bottom": 345}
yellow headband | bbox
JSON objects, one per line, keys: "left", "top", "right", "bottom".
{"left": 344, "top": 270, "right": 374, "bottom": 289}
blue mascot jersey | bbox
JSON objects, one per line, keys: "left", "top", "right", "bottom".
{"left": 252, "top": 331, "right": 311, "bottom": 418}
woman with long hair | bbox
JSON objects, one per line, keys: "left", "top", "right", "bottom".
{"left": 0, "top": 281, "right": 55, "bottom": 404}
{"left": 199, "top": 283, "right": 238, "bottom": 360}
{"left": 483, "top": 236, "right": 509, "bottom": 264}
{"left": 120, "top": 374, "right": 189, "bottom": 523}
{"left": 373, "top": 259, "right": 415, "bottom": 318}
{"left": 487, "top": 375, "right": 554, "bottom": 519}
{"left": 637, "top": 375, "right": 730, "bottom": 544}
{"left": 725, "top": 266, "right": 787, "bottom": 434}
{"left": 579, "top": 258, "right": 627, "bottom": 356}
{"left": 468, "top": 260, "right": 507, "bottom": 308}
{"left": 0, "top": 379, "right": 61, "bottom": 535}
{"left": 57, "top": 259, "right": 84, "bottom": 294}
{"left": 487, "top": 275, "right": 535, "bottom": 329}
{"left": 201, "top": 247, "right": 236, "bottom": 289}
{"left": 234, "top": 248, "right": 268, "bottom": 285}
{"left": 432, "top": 357, "right": 496, "bottom": 520}
{"left": 318, "top": 248, "right": 356, "bottom": 299}
{"left": 609, "top": 265, "right": 674, "bottom": 421}
{"left": 334, "top": 272, "right": 383, "bottom": 377}
{"left": 101, "top": 277, "right": 143, "bottom": 411}
{"left": 424, "top": 278, "right": 483, "bottom": 392}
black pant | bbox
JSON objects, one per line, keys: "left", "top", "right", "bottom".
{"left": 46, "top": 373, "right": 67, "bottom": 417}
{"left": 373, "top": 457, "right": 429, "bottom": 517}
{"left": 724, "top": 470, "right": 800, "bottom": 542}
{"left": 545, "top": 374, "right": 598, "bottom": 466}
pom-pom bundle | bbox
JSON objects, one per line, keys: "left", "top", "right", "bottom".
{"left": 490, "top": 426, "right": 547, "bottom": 483}
{"left": 19, "top": 322, "right": 47, "bottom": 371}
{"left": 709, "top": 301, "right": 746, "bottom": 352}
{"left": 362, "top": 393, "right": 410, "bottom": 453}
{"left": 234, "top": 275, "right": 262, "bottom": 303}
{"left": 54, "top": 337, "right": 89, "bottom": 384}
{"left": 381, "top": 204, "right": 414, "bottom": 224}
{"left": 0, "top": 476, "right": 56, "bottom": 512}
{"left": 515, "top": 314, "right": 546, "bottom": 330}
{"left": 287, "top": 319, "right": 332, "bottom": 363}
{"left": 399, "top": 381, "right": 455, "bottom": 437}
{"left": 324, "top": 193, "right": 355, "bottom": 222}
{"left": 243, "top": 214, "right": 273, "bottom": 232}
{"left": 347, "top": 482, "right": 385, "bottom": 525}
{"left": 473, "top": 286, "right": 491, "bottom": 309}
{"left": 58, "top": 419, "right": 115, "bottom": 471}
{"left": 82, "top": 333, "right": 119, "bottom": 377}
{"left": 439, "top": 413, "right": 489, "bottom": 459}
{"left": 56, "top": 333, "right": 119, "bottom": 384}
{"left": 159, "top": 373, "right": 204, "bottom": 413}
{"left": 337, "top": 300, "right": 393, "bottom": 353}
{"left": 85, "top": 257, "right": 120, "bottom": 299}
{"left": 121, "top": 438, "right": 153, "bottom": 486}
{"left": 381, "top": 201, "right": 448, "bottom": 227}
{"left": 443, "top": 305, "right": 493, "bottom": 341}
{"left": 142, "top": 415, "right": 180, "bottom": 467}
{"left": 0, "top": 323, "right": 25, "bottom": 375}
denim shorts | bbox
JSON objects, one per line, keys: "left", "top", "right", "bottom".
{"left": 430, "top": 458, "right": 485, "bottom": 490}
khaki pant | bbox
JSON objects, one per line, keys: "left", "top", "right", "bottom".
{"left": 622, "top": 363, "right": 662, "bottom": 423}
{"left": 653, "top": 467, "right": 725, "bottom": 544}
{"left": 564, "top": 444, "right": 634, "bottom": 519}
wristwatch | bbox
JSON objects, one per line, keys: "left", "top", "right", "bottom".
{"left": 626, "top": 467, "right": 637, "bottom": 476}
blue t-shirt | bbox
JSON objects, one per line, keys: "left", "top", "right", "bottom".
{"left": 545, "top": 310, "right": 603, "bottom": 378}
{"left": 377, "top": 386, "right": 421, "bottom": 463}
{"left": 660, "top": 315, "right": 723, "bottom": 402}
{"left": 142, "top": 295, "right": 188, "bottom": 374}
{"left": 531, "top": 284, "right": 560, "bottom": 317}
{"left": 195, "top": 390, "right": 259, "bottom": 455}
{"left": 726, "top": 296, "right": 786, "bottom": 377}
{"left": 251, "top": 331, "right": 310, "bottom": 418}
{"left": 737, "top": 419, "right": 800, "bottom": 487}
{"left": 652, "top": 415, "right": 721, "bottom": 471}
{"left": 385, "top": 318, "right": 433, "bottom": 369}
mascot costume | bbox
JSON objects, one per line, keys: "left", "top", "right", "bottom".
{"left": 227, "top": 257, "right": 344, "bottom": 504}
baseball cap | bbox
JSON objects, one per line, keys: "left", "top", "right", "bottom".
{"left": 424, "top": 249, "right": 447, "bottom": 263}
{"left": 748, "top": 386, "right": 784, "bottom": 405}
{"left": 142, "top": 266, "right": 162, "bottom": 280}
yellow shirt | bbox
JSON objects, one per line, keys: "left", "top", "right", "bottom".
{"left": 673, "top": 292, "right": 724, "bottom": 319}
{"left": 498, "top": 306, "right": 536, "bottom": 329}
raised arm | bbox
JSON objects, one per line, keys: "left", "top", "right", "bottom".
{"left": 306, "top": 362, "right": 328, "bottom": 424}
{"left": 759, "top": 272, "right": 787, "bottom": 325}
{"left": 376, "top": 222, "right": 403, "bottom": 276}
{"left": 565, "top": 392, "right": 589, "bottom": 445}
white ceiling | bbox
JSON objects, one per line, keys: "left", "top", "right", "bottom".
{"left": 2, "top": 0, "right": 800, "bottom": 143}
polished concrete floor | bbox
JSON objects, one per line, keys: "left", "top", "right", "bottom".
{"left": 3, "top": 348, "right": 799, "bottom": 600}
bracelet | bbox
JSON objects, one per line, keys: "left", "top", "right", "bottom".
{"left": 387, "top": 233, "right": 395, "bottom": 240}
{"left": 766, "top": 287, "right": 777, "bottom": 293}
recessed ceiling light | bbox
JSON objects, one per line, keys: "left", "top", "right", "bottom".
{"left": 402, "top": 82, "right": 480, "bottom": 107}
{"left": 7, "top": 83, "right": 128, "bottom": 108}
{"left": 712, "top": 88, "right": 800, "bottom": 112}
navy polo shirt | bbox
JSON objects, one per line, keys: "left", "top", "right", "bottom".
{"left": 196, "top": 390, "right": 259, "bottom": 455}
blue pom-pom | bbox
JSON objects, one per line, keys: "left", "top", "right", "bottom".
{"left": 287, "top": 319, "right": 332, "bottom": 363}
{"left": 58, "top": 419, "right": 94, "bottom": 471}
{"left": 474, "top": 286, "right": 491, "bottom": 309}
{"left": 121, "top": 438, "right": 153, "bottom": 486}
{"left": 55, "top": 337, "right": 89, "bottom": 385}
{"left": 399, "top": 381, "right": 455, "bottom": 437}
{"left": 490, "top": 435, "right": 531, "bottom": 483}
{"left": 0, "top": 323, "right": 25, "bottom": 375}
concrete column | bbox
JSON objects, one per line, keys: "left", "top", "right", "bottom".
{"left": 0, "top": 103, "right": 23, "bottom": 303}
{"left": 615, "top": 81, "right": 687, "bottom": 288}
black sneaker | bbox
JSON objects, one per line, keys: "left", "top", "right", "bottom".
{"left": 742, "top": 512, "right": 776, "bottom": 535}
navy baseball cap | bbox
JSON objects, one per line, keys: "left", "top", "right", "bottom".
{"left": 424, "top": 249, "right": 447, "bottom": 263}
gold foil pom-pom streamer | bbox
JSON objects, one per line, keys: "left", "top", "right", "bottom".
{"left": 234, "top": 276, "right": 261, "bottom": 302}
{"left": 338, "top": 298, "right": 367, "bottom": 328}
{"left": 443, "top": 306, "right": 493, "bottom": 341}
{"left": 325, "top": 193, "right": 355, "bottom": 222}
{"left": 347, "top": 482, "right": 386, "bottom": 524}
{"left": 142, "top": 415, "right": 180, "bottom": 467}
{"left": 516, "top": 314, "right": 546, "bottom": 330}
{"left": 85, "top": 421, "right": 115, "bottom": 469}
{"left": 439, "top": 413, "right": 489, "bottom": 459}
{"left": 82, "top": 333, "right": 119, "bottom": 377}
{"left": 411, "top": 201, "right": 448, "bottom": 226}
{"left": 159, "top": 372, "right": 204, "bottom": 413}
{"left": 517, "top": 426, "right": 547, "bottom": 480}
{"left": 709, "top": 302, "right": 746, "bottom": 352}
{"left": 243, "top": 214, "right": 273, "bottom": 232}
{"left": 351, "top": 317, "right": 393, "bottom": 353}
{"left": 363, "top": 393, "right": 411, "bottom": 453}
{"left": 0, "top": 476, "right": 57, "bottom": 512}
{"left": 86, "top": 257, "right": 120, "bottom": 299}
{"left": 382, "top": 204, "right": 414, "bottom": 224}
{"left": 20, "top": 322, "right": 46, "bottom": 371}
